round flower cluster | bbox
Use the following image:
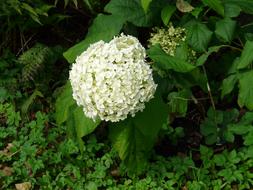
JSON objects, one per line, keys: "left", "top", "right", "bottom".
{"left": 148, "top": 23, "right": 196, "bottom": 62}
{"left": 69, "top": 34, "right": 157, "bottom": 122}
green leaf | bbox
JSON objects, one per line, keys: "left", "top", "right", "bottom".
{"left": 224, "top": 3, "right": 241, "bottom": 17}
{"left": 238, "top": 71, "right": 253, "bottom": 110}
{"left": 105, "top": 0, "right": 167, "bottom": 27}
{"left": 223, "top": 109, "right": 239, "bottom": 125}
{"left": 238, "top": 112, "right": 253, "bottom": 125}
{"left": 237, "top": 40, "right": 253, "bottom": 69}
{"left": 200, "top": 108, "right": 224, "bottom": 145}
{"left": 228, "top": 124, "right": 250, "bottom": 135}
{"left": 63, "top": 14, "right": 124, "bottom": 63}
{"left": 22, "top": 3, "right": 38, "bottom": 16}
{"left": 245, "top": 145, "right": 253, "bottom": 158}
{"left": 224, "top": 130, "right": 234, "bottom": 142}
{"left": 228, "top": 150, "right": 240, "bottom": 164}
{"left": 21, "top": 89, "right": 43, "bottom": 115}
{"left": 141, "top": 0, "right": 153, "bottom": 13}
{"left": 174, "top": 42, "right": 189, "bottom": 61}
{"left": 73, "top": 106, "right": 100, "bottom": 138}
{"left": 73, "top": 0, "right": 78, "bottom": 8}
{"left": 168, "top": 89, "right": 191, "bottom": 116}
{"left": 172, "top": 68, "right": 207, "bottom": 91}
{"left": 161, "top": 5, "right": 176, "bottom": 25}
{"left": 0, "top": 87, "right": 8, "bottom": 102}
{"left": 215, "top": 18, "right": 236, "bottom": 43}
{"left": 223, "top": 0, "right": 253, "bottom": 15}
{"left": 228, "top": 57, "right": 240, "bottom": 75}
{"left": 213, "top": 154, "right": 226, "bottom": 166}
{"left": 221, "top": 74, "right": 238, "bottom": 98}
{"left": 208, "top": 108, "right": 224, "bottom": 124}
{"left": 200, "top": 145, "right": 213, "bottom": 158}
{"left": 191, "top": 6, "right": 204, "bottom": 18}
{"left": 55, "top": 82, "right": 75, "bottom": 124}
{"left": 109, "top": 92, "right": 168, "bottom": 174}
{"left": 185, "top": 20, "right": 213, "bottom": 52}
{"left": 196, "top": 45, "right": 223, "bottom": 66}
{"left": 64, "top": 0, "right": 69, "bottom": 7}
{"left": 201, "top": 0, "right": 224, "bottom": 16}
{"left": 147, "top": 45, "right": 196, "bottom": 72}
{"left": 55, "top": 82, "right": 101, "bottom": 152}
{"left": 244, "top": 130, "right": 253, "bottom": 146}
{"left": 200, "top": 118, "right": 218, "bottom": 145}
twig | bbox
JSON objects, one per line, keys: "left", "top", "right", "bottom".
{"left": 16, "top": 34, "right": 36, "bottom": 56}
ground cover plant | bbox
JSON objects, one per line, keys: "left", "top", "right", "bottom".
{"left": 2, "top": 0, "right": 253, "bottom": 189}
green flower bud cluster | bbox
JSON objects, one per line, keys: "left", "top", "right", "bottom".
{"left": 148, "top": 23, "right": 196, "bottom": 64}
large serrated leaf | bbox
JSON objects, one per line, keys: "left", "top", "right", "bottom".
{"left": 215, "top": 18, "right": 236, "bottom": 43}
{"left": 73, "top": 106, "right": 100, "bottom": 138}
{"left": 109, "top": 92, "right": 168, "bottom": 174}
{"left": 224, "top": 3, "right": 241, "bottom": 17}
{"left": 55, "top": 81, "right": 101, "bottom": 151}
{"left": 185, "top": 20, "right": 213, "bottom": 52}
{"left": 63, "top": 14, "right": 124, "bottom": 63}
{"left": 55, "top": 82, "right": 75, "bottom": 125}
{"left": 161, "top": 5, "right": 176, "bottom": 25}
{"left": 202, "top": 0, "right": 224, "bottom": 16}
{"left": 238, "top": 71, "right": 253, "bottom": 110}
{"left": 105, "top": 0, "right": 167, "bottom": 27}
{"left": 223, "top": 0, "right": 253, "bottom": 15}
{"left": 147, "top": 45, "right": 196, "bottom": 72}
{"left": 141, "top": 0, "right": 153, "bottom": 13}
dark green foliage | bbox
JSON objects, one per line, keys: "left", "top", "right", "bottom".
{"left": 2, "top": 0, "right": 253, "bottom": 189}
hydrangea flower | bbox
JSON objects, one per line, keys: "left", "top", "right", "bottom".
{"left": 69, "top": 34, "right": 157, "bottom": 122}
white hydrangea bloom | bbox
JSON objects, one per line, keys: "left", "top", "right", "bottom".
{"left": 69, "top": 34, "right": 157, "bottom": 122}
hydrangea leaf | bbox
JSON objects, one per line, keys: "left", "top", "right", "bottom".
{"left": 147, "top": 44, "right": 196, "bottom": 72}
{"left": 64, "top": 0, "right": 166, "bottom": 63}
{"left": 109, "top": 92, "right": 168, "bottom": 174}
{"left": 201, "top": 0, "right": 224, "bottom": 16}
{"left": 55, "top": 81, "right": 101, "bottom": 150}
{"left": 172, "top": 68, "right": 207, "bottom": 91}
{"left": 223, "top": 0, "right": 253, "bottom": 15}
{"left": 224, "top": 3, "right": 241, "bottom": 17}
{"left": 161, "top": 5, "right": 176, "bottom": 25}
{"left": 73, "top": 106, "right": 100, "bottom": 139}
{"left": 215, "top": 18, "right": 236, "bottom": 43}
{"left": 63, "top": 14, "right": 124, "bottom": 63}
{"left": 105, "top": 0, "right": 167, "bottom": 27}
{"left": 237, "top": 40, "right": 253, "bottom": 69}
{"left": 141, "top": 0, "right": 153, "bottom": 13}
{"left": 238, "top": 71, "right": 253, "bottom": 110}
{"left": 185, "top": 20, "right": 213, "bottom": 52}
{"left": 55, "top": 81, "right": 75, "bottom": 125}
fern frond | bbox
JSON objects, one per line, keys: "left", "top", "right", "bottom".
{"left": 18, "top": 43, "right": 54, "bottom": 82}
